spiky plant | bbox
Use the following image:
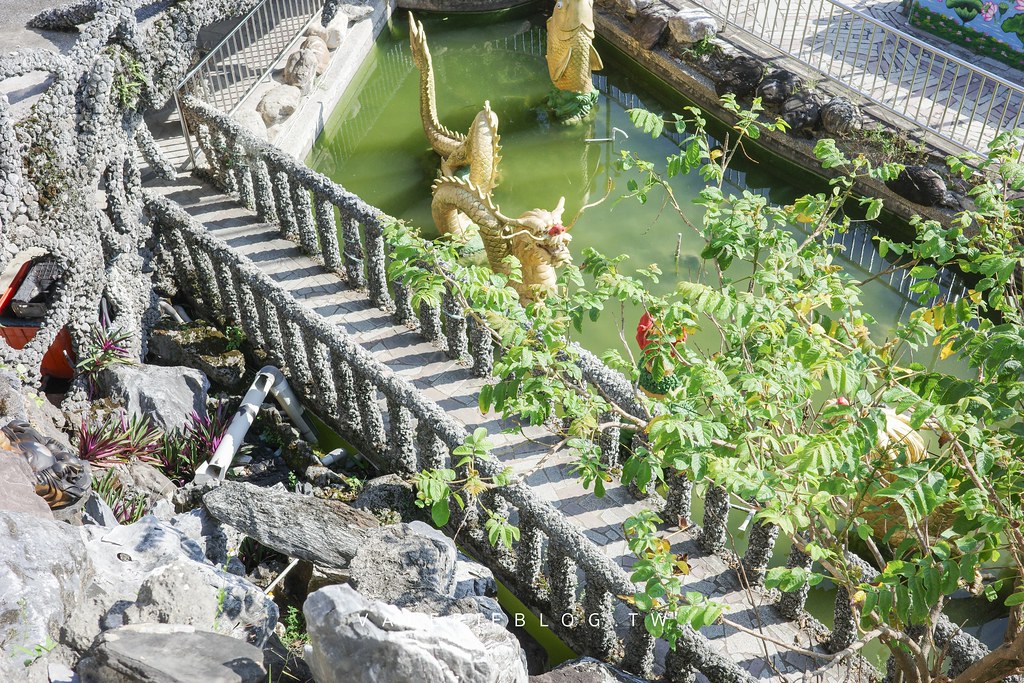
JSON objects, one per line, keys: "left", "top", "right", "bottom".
{"left": 159, "top": 401, "right": 235, "bottom": 486}
{"left": 78, "top": 411, "right": 161, "bottom": 469}
{"left": 92, "top": 470, "right": 149, "bottom": 524}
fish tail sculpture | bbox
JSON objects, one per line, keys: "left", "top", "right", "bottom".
{"left": 2, "top": 419, "right": 91, "bottom": 509}
{"left": 409, "top": 14, "right": 502, "bottom": 193}
{"left": 546, "top": 0, "right": 603, "bottom": 123}
{"left": 431, "top": 176, "right": 572, "bottom": 302}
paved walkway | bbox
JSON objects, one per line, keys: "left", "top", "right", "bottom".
{"left": 143, "top": 163, "right": 870, "bottom": 680}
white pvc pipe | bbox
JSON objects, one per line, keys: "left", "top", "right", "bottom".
{"left": 193, "top": 366, "right": 317, "bottom": 484}
{"left": 158, "top": 300, "right": 191, "bottom": 325}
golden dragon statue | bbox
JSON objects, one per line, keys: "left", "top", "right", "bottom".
{"left": 409, "top": 14, "right": 501, "bottom": 194}
{"left": 546, "top": 0, "right": 603, "bottom": 123}
{"left": 431, "top": 176, "right": 573, "bottom": 302}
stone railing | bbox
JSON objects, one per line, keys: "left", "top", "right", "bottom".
{"left": 177, "top": 95, "right": 994, "bottom": 680}
{"left": 174, "top": 96, "right": 768, "bottom": 681}
{"left": 146, "top": 191, "right": 754, "bottom": 682}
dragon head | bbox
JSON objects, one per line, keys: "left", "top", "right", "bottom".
{"left": 514, "top": 196, "right": 573, "bottom": 268}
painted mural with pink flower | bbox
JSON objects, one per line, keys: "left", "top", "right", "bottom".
{"left": 911, "top": 0, "right": 1024, "bottom": 71}
{"left": 920, "top": 0, "right": 1024, "bottom": 48}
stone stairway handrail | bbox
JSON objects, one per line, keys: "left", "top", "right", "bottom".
{"left": 145, "top": 189, "right": 762, "bottom": 682}
{"left": 174, "top": 92, "right": 984, "bottom": 680}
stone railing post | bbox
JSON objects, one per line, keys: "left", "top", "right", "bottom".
{"left": 443, "top": 286, "right": 467, "bottom": 361}
{"left": 468, "top": 313, "right": 493, "bottom": 378}
{"left": 331, "top": 362, "right": 363, "bottom": 435}
{"left": 415, "top": 422, "right": 447, "bottom": 471}
{"left": 353, "top": 370, "right": 387, "bottom": 453}
{"left": 664, "top": 648, "right": 697, "bottom": 683}
{"left": 232, "top": 276, "right": 266, "bottom": 349}
{"left": 598, "top": 416, "right": 620, "bottom": 469}
{"left": 313, "top": 194, "right": 342, "bottom": 273}
{"left": 777, "top": 546, "right": 813, "bottom": 619}
{"left": 741, "top": 516, "right": 779, "bottom": 588}
{"left": 697, "top": 485, "right": 730, "bottom": 554}
{"left": 582, "top": 583, "right": 617, "bottom": 659}
{"left": 621, "top": 621, "right": 655, "bottom": 677}
{"left": 214, "top": 261, "right": 241, "bottom": 324}
{"left": 516, "top": 515, "right": 546, "bottom": 604}
{"left": 387, "top": 396, "right": 416, "bottom": 473}
{"left": 231, "top": 142, "right": 255, "bottom": 211}
{"left": 280, "top": 317, "right": 313, "bottom": 391}
{"left": 307, "top": 337, "right": 339, "bottom": 416}
{"left": 418, "top": 300, "right": 444, "bottom": 347}
{"left": 338, "top": 213, "right": 365, "bottom": 288}
{"left": 362, "top": 216, "right": 391, "bottom": 309}
{"left": 392, "top": 280, "right": 415, "bottom": 326}
{"left": 252, "top": 158, "right": 277, "bottom": 223}
{"left": 549, "top": 548, "right": 579, "bottom": 624}
{"left": 271, "top": 167, "right": 298, "bottom": 241}
{"left": 290, "top": 180, "right": 318, "bottom": 257}
{"left": 664, "top": 470, "right": 693, "bottom": 527}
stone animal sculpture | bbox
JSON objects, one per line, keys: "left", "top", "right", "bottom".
{"left": 1, "top": 419, "right": 91, "bottom": 509}
{"left": 546, "top": 0, "right": 603, "bottom": 123}
{"left": 409, "top": 14, "right": 501, "bottom": 194}
{"left": 431, "top": 176, "right": 572, "bottom": 302}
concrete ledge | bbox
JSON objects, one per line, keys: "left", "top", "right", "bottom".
{"left": 270, "top": 0, "right": 397, "bottom": 162}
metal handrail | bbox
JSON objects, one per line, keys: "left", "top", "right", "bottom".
{"left": 175, "top": 0, "right": 326, "bottom": 167}
{"left": 708, "top": 0, "right": 1024, "bottom": 158}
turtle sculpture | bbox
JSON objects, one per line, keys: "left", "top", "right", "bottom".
{"left": 2, "top": 420, "right": 91, "bottom": 509}
{"left": 545, "top": 0, "right": 603, "bottom": 123}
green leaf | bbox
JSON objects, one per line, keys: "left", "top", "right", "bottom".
{"left": 431, "top": 499, "right": 450, "bottom": 527}
{"left": 1005, "top": 592, "right": 1024, "bottom": 607}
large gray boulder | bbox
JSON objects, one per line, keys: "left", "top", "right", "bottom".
{"left": 344, "top": 521, "right": 457, "bottom": 603}
{"left": 0, "top": 511, "right": 90, "bottom": 682}
{"left": 352, "top": 473, "right": 427, "bottom": 523}
{"left": 202, "top": 481, "right": 380, "bottom": 567}
{"left": 96, "top": 364, "right": 209, "bottom": 434}
{"left": 257, "top": 85, "right": 301, "bottom": 127}
{"left": 0, "top": 454, "right": 53, "bottom": 518}
{"left": 531, "top": 657, "right": 650, "bottom": 682}
{"left": 166, "top": 507, "right": 246, "bottom": 571}
{"left": 64, "top": 515, "right": 278, "bottom": 652}
{"left": 77, "top": 623, "right": 265, "bottom": 683}
{"left": 148, "top": 325, "right": 247, "bottom": 391}
{"left": 304, "top": 584, "right": 527, "bottom": 683}
{"left": 668, "top": 8, "right": 718, "bottom": 45}
{"left": 283, "top": 48, "right": 318, "bottom": 94}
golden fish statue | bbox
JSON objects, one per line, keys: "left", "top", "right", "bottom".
{"left": 546, "top": 0, "right": 603, "bottom": 122}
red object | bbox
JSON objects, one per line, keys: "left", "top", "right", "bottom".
{"left": 636, "top": 312, "right": 687, "bottom": 351}
{"left": 548, "top": 223, "right": 566, "bottom": 236}
{"left": 0, "top": 260, "right": 76, "bottom": 380}
{"left": 636, "top": 312, "right": 656, "bottom": 350}
{"left": 836, "top": 396, "right": 851, "bottom": 406}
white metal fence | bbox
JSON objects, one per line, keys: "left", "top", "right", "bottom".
{"left": 179, "top": 0, "right": 324, "bottom": 113}
{"left": 703, "top": 0, "right": 1024, "bottom": 158}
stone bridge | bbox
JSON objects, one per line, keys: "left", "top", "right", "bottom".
{"left": 0, "top": 0, "right": 996, "bottom": 681}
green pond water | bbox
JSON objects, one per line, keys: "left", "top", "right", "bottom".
{"left": 307, "top": 10, "right": 1002, "bottom": 666}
